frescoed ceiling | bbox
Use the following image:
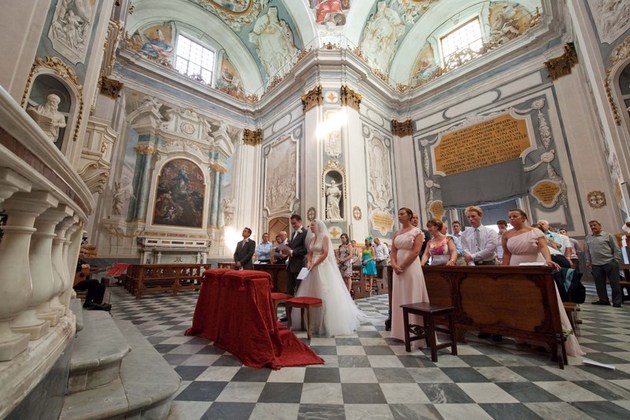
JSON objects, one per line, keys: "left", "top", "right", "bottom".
{"left": 124, "top": 0, "right": 547, "bottom": 98}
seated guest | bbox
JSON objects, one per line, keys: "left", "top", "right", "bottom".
{"left": 421, "top": 218, "right": 457, "bottom": 266}
{"left": 255, "top": 232, "right": 272, "bottom": 263}
{"left": 75, "top": 252, "right": 109, "bottom": 310}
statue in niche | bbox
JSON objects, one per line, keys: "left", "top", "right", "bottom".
{"left": 326, "top": 179, "right": 342, "bottom": 220}
{"left": 27, "top": 94, "right": 67, "bottom": 142}
{"left": 249, "top": 6, "right": 298, "bottom": 79}
{"left": 360, "top": 1, "right": 405, "bottom": 72}
{"left": 111, "top": 179, "right": 135, "bottom": 216}
{"left": 223, "top": 198, "right": 235, "bottom": 226}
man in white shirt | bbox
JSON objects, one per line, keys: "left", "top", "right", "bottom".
{"left": 461, "top": 206, "right": 498, "bottom": 265}
{"left": 254, "top": 232, "right": 273, "bottom": 263}
{"left": 373, "top": 237, "right": 390, "bottom": 277}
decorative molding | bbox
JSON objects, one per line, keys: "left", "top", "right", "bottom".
{"left": 99, "top": 76, "right": 123, "bottom": 99}
{"left": 544, "top": 43, "right": 578, "bottom": 80}
{"left": 391, "top": 119, "right": 413, "bottom": 137}
{"left": 78, "top": 161, "right": 111, "bottom": 194}
{"left": 605, "top": 35, "right": 630, "bottom": 125}
{"left": 340, "top": 85, "right": 362, "bottom": 111}
{"left": 300, "top": 85, "right": 323, "bottom": 112}
{"left": 243, "top": 128, "right": 262, "bottom": 146}
{"left": 101, "top": 20, "right": 124, "bottom": 78}
{"left": 21, "top": 56, "right": 84, "bottom": 142}
{"left": 587, "top": 191, "right": 607, "bottom": 208}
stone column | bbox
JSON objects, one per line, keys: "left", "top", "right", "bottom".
{"left": 9, "top": 192, "right": 60, "bottom": 340}
{"left": 0, "top": 169, "right": 32, "bottom": 360}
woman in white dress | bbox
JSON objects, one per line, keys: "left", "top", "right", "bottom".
{"left": 292, "top": 219, "right": 382, "bottom": 337}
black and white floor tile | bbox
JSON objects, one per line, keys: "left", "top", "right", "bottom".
{"left": 109, "top": 283, "right": 630, "bottom": 419}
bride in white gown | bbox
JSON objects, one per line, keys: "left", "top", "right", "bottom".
{"left": 292, "top": 219, "right": 383, "bottom": 337}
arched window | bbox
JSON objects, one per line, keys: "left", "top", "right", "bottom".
{"left": 175, "top": 35, "right": 215, "bottom": 85}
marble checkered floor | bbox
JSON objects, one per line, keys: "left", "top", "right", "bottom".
{"left": 109, "top": 284, "right": 630, "bottom": 419}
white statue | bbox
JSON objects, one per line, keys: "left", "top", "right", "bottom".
{"left": 326, "top": 179, "right": 342, "bottom": 220}
{"left": 223, "top": 198, "right": 235, "bottom": 226}
{"left": 249, "top": 6, "right": 298, "bottom": 79}
{"left": 27, "top": 94, "right": 67, "bottom": 142}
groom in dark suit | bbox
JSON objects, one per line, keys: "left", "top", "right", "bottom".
{"left": 284, "top": 214, "right": 308, "bottom": 295}
{"left": 234, "top": 227, "right": 256, "bottom": 270}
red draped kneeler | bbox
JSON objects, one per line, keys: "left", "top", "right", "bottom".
{"left": 185, "top": 269, "right": 323, "bottom": 369}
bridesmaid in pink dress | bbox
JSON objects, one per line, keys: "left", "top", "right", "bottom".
{"left": 390, "top": 207, "right": 428, "bottom": 343}
{"left": 502, "top": 208, "right": 584, "bottom": 359}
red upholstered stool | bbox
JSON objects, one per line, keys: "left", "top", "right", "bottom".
{"left": 270, "top": 292, "right": 293, "bottom": 319}
{"left": 285, "top": 297, "right": 323, "bottom": 340}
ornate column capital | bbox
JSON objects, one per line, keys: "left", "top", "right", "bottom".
{"left": 99, "top": 76, "right": 123, "bottom": 99}
{"left": 340, "top": 85, "right": 362, "bottom": 111}
{"left": 544, "top": 43, "right": 578, "bottom": 81}
{"left": 391, "top": 119, "right": 413, "bottom": 137}
{"left": 243, "top": 128, "right": 262, "bottom": 146}
{"left": 301, "top": 85, "right": 323, "bottom": 112}
{"left": 134, "top": 144, "right": 157, "bottom": 155}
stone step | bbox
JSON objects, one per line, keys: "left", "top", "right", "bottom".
{"left": 60, "top": 318, "right": 180, "bottom": 420}
{"left": 67, "top": 310, "right": 130, "bottom": 394}
{"left": 70, "top": 299, "right": 84, "bottom": 332}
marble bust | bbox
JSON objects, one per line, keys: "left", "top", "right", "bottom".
{"left": 27, "top": 94, "right": 67, "bottom": 142}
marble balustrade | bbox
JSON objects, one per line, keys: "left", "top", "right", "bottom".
{"left": 0, "top": 87, "right": 94, "bottom": 417}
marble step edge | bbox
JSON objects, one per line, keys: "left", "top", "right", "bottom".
{"left": 67, "top": 311, "right": 130, "bottom": 393}
{"left": 60, "top": 320, "right": 180, "bottom": 420}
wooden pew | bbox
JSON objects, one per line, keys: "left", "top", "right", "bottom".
{"left": 419, "top": 265, "right": 568, "bottom": 368}
{"left": 126, "top": 264, "right": 210, "bottom": 299}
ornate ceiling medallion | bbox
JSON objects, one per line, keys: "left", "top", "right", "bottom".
{"left": 193, "top": 0, "right": 268, "bottom": 30}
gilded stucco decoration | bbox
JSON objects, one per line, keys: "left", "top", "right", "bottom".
{"left": 21, "top": 56, "right": 84, "bottom": 143}
{"left": 191, "top": 0, "right": 269, "bottom": 31}
{"left": 605, "top": 35, "right": 630, "bottom": 125}
{"left": 544, "top": 43, "right": 578, "bottom": 80}
{"left": 340, "top": 85, "right": 361, "bottom": 111}
{"left": 301, "top": 85, "right": 323, "bottom": 112}
{"left": 391, "top": 119, "right": 413, "bottom": 137}
{"left": 243, "top": 128, "right": 262, "bottom": 145}
{"left": 587, "top": 191, "right": 607, "bottom": 208}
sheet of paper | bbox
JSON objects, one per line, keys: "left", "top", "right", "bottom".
{"left": 297, "top": 267, "right": 310, "bottom": 280}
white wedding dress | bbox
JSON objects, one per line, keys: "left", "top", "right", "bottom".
{"left": 292, "top": 222, "right": 383, "bottom": 337}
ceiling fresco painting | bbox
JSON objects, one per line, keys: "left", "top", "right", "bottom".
{"left": 124, "top": 0, "right": 545, "bottom": 101}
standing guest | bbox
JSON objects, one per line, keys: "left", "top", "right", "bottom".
{"left": 373, "top": 237, "right": 390, "bottom": 277}
{"left": 461, "top": 205, "right": 498, "bottom": 265}
{"left": 390, "top": 207, "right": 428, "bottom": 344}
{"left": 335, "top": 233, "right": 354, "bottom": 291}
{"left": 421, "top": 219, "right": 457, "bottom": 266}
{"left": 451, "top": 220, "right": 466, "bottom": 265}
{"left": 254, "top": 232, "right": 273, "bottom": 263}
{"left": 350, "top": 239, "right": 361, "bottom": 266}
{"left": 271, "top": 231, "right": 288, "bottom": 264}
{"left": 559, "top": 227, "right": 581, "bottom": 272}
{"left": 234, "top": 227, "right": 256, "bottom": 270}
{"left": 411, "top": 212, "right": 430, "bottom": 257}
{"left": 283, "top": 214, "right": 308, "bottom": 295}
{"left": 362, "top": 237, "right": 378, "bottom": 295}
{"left": 585, "top": 220, "right": 622, "bottom": 307}
{"left": 496, "top": 219, "right": 508, "bottom": 264}
{"left": 501, "top": 209, "right": 583, "bottom": 358}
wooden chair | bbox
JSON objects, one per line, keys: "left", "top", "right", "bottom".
{"left": 285, "top": 297, "right": 323, "bottom": 340}
{"left": 270, "top": 292, "right": 292, "bottom": 319}
{"left": 400, "top": 302, "right": 458, "bottom": 362}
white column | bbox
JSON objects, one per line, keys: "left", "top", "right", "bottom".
{"left": 0, "top": 169, "right": 32, "bottom": 360}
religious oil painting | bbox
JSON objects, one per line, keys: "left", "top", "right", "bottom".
{"left": 128, "top": 22, "right": 175, "bottom": 66}
{"left": 153, "top": 159, "right": 205, "bottom": 228}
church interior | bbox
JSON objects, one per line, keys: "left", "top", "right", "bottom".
{"left": 2, "top": 0, "right": 630, "bottom": 418}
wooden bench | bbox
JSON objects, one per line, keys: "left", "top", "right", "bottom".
{"left": 125, "top": 264, "right": 210, "bottom": 299}
{"left": 422, "top": 265, "right": 568, "bottom": 368}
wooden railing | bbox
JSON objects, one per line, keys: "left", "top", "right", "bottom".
{"left": 124, "top": 264, "right": 210, "bottom": 299}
